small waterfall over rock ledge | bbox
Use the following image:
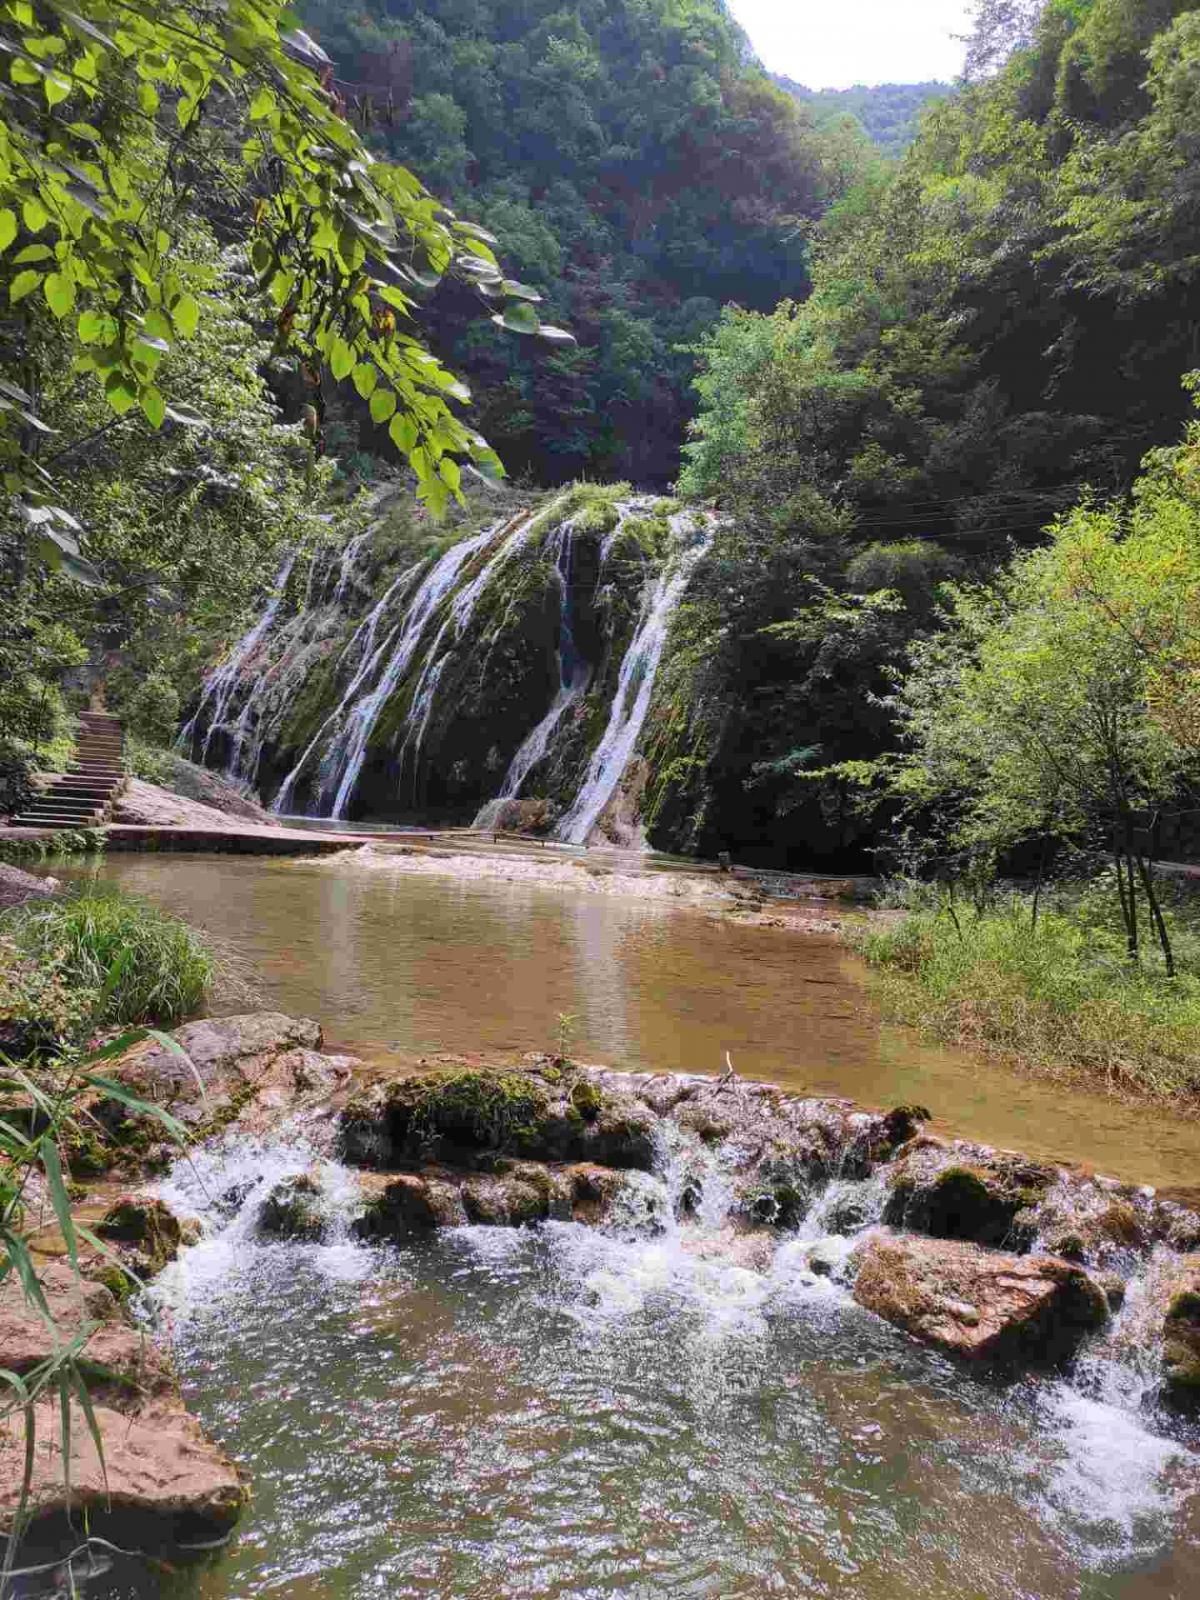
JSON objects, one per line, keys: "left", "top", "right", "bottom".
{"left": 183, "top": 487, "right": 715, "bottom": 839}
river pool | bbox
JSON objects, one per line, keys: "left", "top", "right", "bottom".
{"left": 36, "top": 850, "right": 1200, "bottom": 1600}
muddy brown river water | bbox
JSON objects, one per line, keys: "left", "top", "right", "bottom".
{"left": 36, "top": 850, "right": 1200, "bottom": 1600}
{"left": 68, "top": 850, "right": 1200, "bottom": 1189}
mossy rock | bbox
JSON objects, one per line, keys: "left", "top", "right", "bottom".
{"left": 259, "top": 1172, "right": 329, "bottom": 1242}
{"left": 570, "top": 1080, "right": 603, "bottom": 1122}
{"left": 1157, "top": 1263, "right": 1200, "bottom": 1412}
{"left": 96, "top": 1197, "right": 183, "bottom": 1277}
{"left": 885, "top": 1161, "right": 1047, "bottom": 1249}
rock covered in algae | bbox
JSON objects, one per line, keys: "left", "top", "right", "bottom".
{"left": 1156, "top": 1254, "right": 1200, "bottom": 1413}
{"left": 851, "top": 1231, "right": 1109, "bottom": 1366}
{"left": 883, "top": 1143, "right": 1056, "bottom": 1249}
{"left": 96, "top": 1195, "right": 184, "bottom": 1277}
{"left": 339, "top": 1065, "right": 657, "bottom": 1172}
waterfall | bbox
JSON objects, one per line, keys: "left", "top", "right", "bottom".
{"left": 555, "top": 512, "right": 712, "bottom": 845}
{"left": 395, "top": 503, "right": 555, "bottom": 788}
{"left": 474, "top": 516, "right": 590, "bottom": 829}
{"left": 321, "top": 507, "right": 547, "bottom": 820}
{"left": 179, "top": 549, "right": 298, "bottom": 762}
{"left": 271, "top": 563, "right": 424, "bottom": 815}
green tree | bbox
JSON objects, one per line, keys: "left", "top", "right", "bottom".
{"left": 0, "top": 0, "right": 562, "bottom": 567}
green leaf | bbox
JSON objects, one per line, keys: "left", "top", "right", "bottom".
{"left": 329, "top": 338, "right": 354, "bottom": 381}
{"left": 369, "top": 387, "right": 396, "bottom": 425}
{"left": 77, "top": 309, "right": 116, "bottom": 345}
{"left": 44, "top": 272, "right": 75, "bottom": 319}
{"left": 249, "top": 85, "right": 275, "bottom": 120}
{"left": 0, "top": 210, "right": 15, "bottom": 254}
{"left": 389, "top": 412, "right": 418, "bottom": 455}
{"left": 493, "top": 303, "right": 540, "bottom": 335}
{"left": 438, "top": 457, "right": 462, "bottom": 497}
{"left": 10, "top": 270, "right": 42, "bottom": 304}
{"left": 170, "top": 293, "right": 199, "bottom": 338}
{"left": 44, "top": 71, "right": 70, "bottom": 107}
{"left": 103, "top": 376, "right": 138, "bottom": 415}
{"left": 22, "top": 197, "right": 48, "bottom": 234}
{"left": 352, "top": 362, "right": 378, "bottom": 399}
{"left": 537, "top": 325, "right": 576, "bottom": 346}
{"left": 137, "top": 82, "right": 159, "bottom": 115}
{"left": 139, "top": 385, "right": 165, "bottom": 428}
{"left": 39, "top": 1137, "right": 78, "bottom": 1272}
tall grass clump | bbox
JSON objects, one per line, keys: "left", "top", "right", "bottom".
{"left": 856, "top": 888, "right": 1200, "bottom": 1101}
{"left": 2, "top": 887, "right": 216, "bottom": 1033}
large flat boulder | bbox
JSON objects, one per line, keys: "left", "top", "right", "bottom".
{"left": 0, "top": 1399, "right": 245, "bottom": 1543}
{"left": 0, "top": 1259, "right": 244, "bottom": 1546}
{"left": 82, "top": 1014, "right": 355, "bottom": 1174}
{"left": 851, "top": 1231, "right": 1108, "bottom": 1366}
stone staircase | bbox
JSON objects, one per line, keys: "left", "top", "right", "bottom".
{"left": 12, "top": 712, "right": 126, "bottom": 829}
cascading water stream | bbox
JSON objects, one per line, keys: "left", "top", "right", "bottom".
{"left": 555, "top": 512, "right": 713, "bottom": 845}
{"left": 319, "top": 517, "right": 516, "bottom": 819}
{"left": 474, "top": 515, "right": 591, "bottom": 829}
{"left": 395, "top": 502, "right": 560, "bottom": 788}
{"left": 179, "top": 550, "right": 297, "bottom": 761}
{"left": 270, "top": 562, "right": 424, "bottom": 815}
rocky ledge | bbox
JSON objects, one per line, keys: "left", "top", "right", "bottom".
{"left": 2, "top": 1012, "right": 351, "bottom": 1565}
{"left": 326, "top": 1052, "right": 1200, "bottom": 1404}
{"left": 0, "top": 1204, "right": 243, "bottom": 1562}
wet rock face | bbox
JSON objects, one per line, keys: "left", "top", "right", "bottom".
{"left": 1158, "top": 1256, "right": 1200, "bottom": 1413}
{"left": 259, "top": 1172, "right": 330, "bottom": 1241}
{"left": 851, "top": 1232, "right": 1110, "bottom": 1367}
{"left": 96, "top": 1196, "right": 184, "bottom": 1278}
{"left": 340, "top": 1066, "right": 658, "bottom": 1174}
{"left": 884, "top": 1145, "right": 1055, "bottom": 1250}
{"left": 83, "top": 1014, "right": 353, "bottom": 1177}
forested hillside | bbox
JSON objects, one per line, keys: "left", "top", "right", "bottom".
{"left": 778, "top": 80, "right": 951, "bottom": 157}
{"left": 296, "top": 0, "right": 856, "bottom": 484}
{"left": 647, "top": 0, "right": 1200, "bottom": 863}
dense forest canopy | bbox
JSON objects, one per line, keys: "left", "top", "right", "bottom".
{"left": 647, "top": 0, "right": 1200, "bottom": 863}
{"left": 296, "top": 0, "right": 866, "bottom": 484}
{"left": 777, "top": 80, "right": 952, "bottom": 159}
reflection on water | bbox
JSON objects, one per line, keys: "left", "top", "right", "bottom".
{"left": 66, "top": 852, "right": 1200, "bottom": 1188}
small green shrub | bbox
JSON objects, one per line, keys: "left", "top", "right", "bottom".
{"left": 2, "top": 887, "right": 216, "bottom": 1031}
{"left": 856, "top": 893, "right": 1200, "bottom": 1099}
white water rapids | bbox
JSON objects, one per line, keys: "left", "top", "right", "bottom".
{"left": 73, "top": 1117, "right": 1193, "bottom": 1600}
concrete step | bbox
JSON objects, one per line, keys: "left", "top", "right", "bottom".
{"left": 46, "top": 785, "right": 120, "bottom": 800}
{"left": 12, "top": 815, "right": 105, "bottom": 828}
{"left": 19, "top": 800, "right": 105, "bottom": 816}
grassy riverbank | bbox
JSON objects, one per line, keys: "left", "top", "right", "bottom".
{"left": 857, "top": 885, "right": 1200, "bottom": 1102}
{"left": 1, "top": 885, "right": 219, "bottom": 1052}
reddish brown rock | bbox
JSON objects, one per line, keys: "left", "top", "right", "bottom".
{"left": 0, "top": 1260, "right": 244, "bottom": 1544}
{"left": 851, "top": 1231, "right": 1108, "bottom": 1366}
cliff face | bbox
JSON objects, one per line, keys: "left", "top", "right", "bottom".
{"left": 183, "top": 483, "right": 715, "bottom": 844}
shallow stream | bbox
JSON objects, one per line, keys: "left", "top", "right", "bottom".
{"left": 43, "top": 851, "right": 1200, "bottom": 1598}
{"left": 66, "top": 851, "right": 1200, "bottom": 1188}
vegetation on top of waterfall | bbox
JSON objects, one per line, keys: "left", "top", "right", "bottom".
{"left": 1, "top": 886, "right": 218, "bottom": 1046}
{"left": 858, "top": 882, "right": 1200, "bottom": 1102}
{"left": 294, "top": 0, "right": 864, "bottom": 485}
{"left": 642, "top": 0, "right": 1200, "bottom": 864}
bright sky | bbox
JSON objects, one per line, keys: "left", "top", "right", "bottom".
{"left": 728, "top": 1, "right": 974, "bottom": 89}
